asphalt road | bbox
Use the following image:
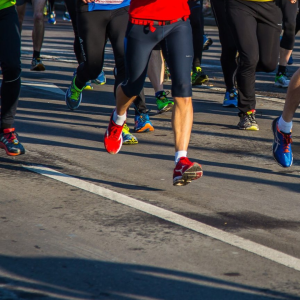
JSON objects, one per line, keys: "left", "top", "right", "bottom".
{"left": 0, "top": 8, "right": 300, "bottom": 300}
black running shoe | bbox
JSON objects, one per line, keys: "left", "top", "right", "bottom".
{"left": 237, "top": 110, "right": 259, "bottom": 130}
{"left": 0, "top": 128, "right": 25, "bottom": 156}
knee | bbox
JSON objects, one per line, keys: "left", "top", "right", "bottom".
{"left": 239, "top": 54, "right": 259, "bottom": 71}
{"left": 172, "top": 82, "right": 192, "bottom": 98}
{"left": 33, "top": 11, "right": 44, "bottom": 23}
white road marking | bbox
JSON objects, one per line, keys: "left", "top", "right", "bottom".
{"left": 22, "top": 80, "right": 65, "bottom": 96}
{"left": 24, "top": 164, "right": 300, "bottom": 272}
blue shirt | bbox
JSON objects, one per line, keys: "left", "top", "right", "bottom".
{"left": 88, "top": 0, "right": 130, "bottom": 11}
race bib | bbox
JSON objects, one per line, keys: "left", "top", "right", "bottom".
{"left": 94, "top": 0, "right": 124, "bottom": 3}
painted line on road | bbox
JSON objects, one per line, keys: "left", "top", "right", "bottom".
{"left": 24, "top": 164, "right": 300, "bottom": 272}
{"left": 22, "top": 81, "right": 65, "bottom": 96}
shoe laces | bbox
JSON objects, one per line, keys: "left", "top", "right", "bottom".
{"left": 2, "top": 129, "right": 18, "bottom": 144}
{"left": 137, "top": 112, "right": 149, "bottom": 123}
{"left": 157, "top": 91, "right": 170, "bottom": 101}
{"left": 282, "top": 132, "right": 292, "bottom": 153}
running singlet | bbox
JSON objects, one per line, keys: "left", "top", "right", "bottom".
{"left": 129, "top": 0, "right": 190, "bottom": 21}
{"left": 86, "top": 0, "right": 130, "bottom": 11}
{"left": 0, "top": 0, "right": 15, "bottom": 10}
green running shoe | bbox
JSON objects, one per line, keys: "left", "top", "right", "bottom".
{"left": 65, "top": 74, "right": 84, "bottom": 110}
{"left": 191, "top": 67, "right": 209, "bottom": 86}
{"left": 122, "top": 123, "right": 138, "bottom": 145}
{"left": 156, "top": 91, "right": 174, "bottom": 113}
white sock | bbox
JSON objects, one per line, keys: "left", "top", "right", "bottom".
{"left": 175, "top": 151, "right": 187, "bottom": 165}
{"left": 113, "top": 110, "right": 126, "bottom": 126}
{"left": 278, "top": 116, "right": 292, "bottom": 133}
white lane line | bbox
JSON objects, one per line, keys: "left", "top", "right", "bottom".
{"left": 24, "top": 164, "right": 300, "bottom": 272}
{"left": 22, "top": 81, "right": 65, "bottom": 96}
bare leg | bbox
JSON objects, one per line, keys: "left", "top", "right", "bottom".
{"left": 32, "top": 0, "right": 46, "bottom": 52}
{"left": 282, "top": 68, "right": 300, "bottom": 122}
{"left": 115, "top": 85, "right": 137, "bottom": 116}
{"left": 172, "top": 97, "right": 193, "bottom": 152}
{"left": 16, "top": 3, "right": 27, "bottom": 32}
{"left": 279, "top": 48, "right": 293, "bottom": 66}
{"left": 148, "top": 50, "right": 164, "bottom": 93}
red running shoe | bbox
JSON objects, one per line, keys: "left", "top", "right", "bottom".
{"left": 173, "top": 157, "right": 203, "bottom": 186}
{"left": 104, "top": 112, "right": 124, "bottom": 154}
{"left": 0, "top": 128, "right": 25, "bottom": 156}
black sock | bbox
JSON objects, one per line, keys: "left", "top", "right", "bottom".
{"left": 277, "top": 65, "right": 286, "bottom": 75}
{"left": 33, "top": 50, "right": 40, "bottom": 59}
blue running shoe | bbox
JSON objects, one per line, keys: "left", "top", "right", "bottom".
{"left": 203, "top": 35, "right": 213, "bottom": 51}
{"left": 65, "top": 74, "right": 84, "bottom": 110}
{"left": 272, "top": 117, "right": 293, "bottom": 168}
{"left": 134, "top": 113, "right": 154, "bottom": 133}
{"left": 287, "top": 55, "right": 293, "bottom": 65}
{"left": 48, "top": 12, "right": 56, "bottom": 25}
{"left": 91, "top": 70, "right": 106, "bottom": 85}
{"left": 223, "top": 88, "right": 238, "bottom": 107}
{"left": 122, "top": 123, "right": 138, "bottom": 145}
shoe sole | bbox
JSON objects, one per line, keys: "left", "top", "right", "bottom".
{"left": 173, "top": 163, "right": 203, "bottom": 186}
{"left": 0, "top": 144, "right": 25, "bottom": 156}
{"left": 271, "top": 118, "right": 293, "bottom": 168}
{"left": 123, "top": 140, "right": 138, "bottom": 145}
{"left": 158, "top": 103, "right": 174, "bottom": 114}
{"left": 238, "top": 125, "right": 259, "bottom": 131}
{"left": 134, "top": 124, "right": 154, "bottom": 133}
{"left": 83, "top": 85, "right": 93, "bottom": 90}
{"left": 274, "top": 83, "right": 289, "bottom": 88}
{"left": 192, "top": 78, "right": 209, "bottom": 86}
{"left": 31, "top": 64, "right": 46, "bottom": 71}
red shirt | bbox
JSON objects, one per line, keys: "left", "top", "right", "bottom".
{"left": 129, "top": 0, "right": 190, "bottom": 21}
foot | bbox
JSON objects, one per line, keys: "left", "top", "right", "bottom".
{"left": 237, "top": 110, "right": 259, "bottom": 130}
{"left": 65, "top": 74, "right": 84, "bottom": 110}
{"left": 272, "top": 117, "right": 293, "bottom": 167}
{"left": 156, "top": 91, "right": 174, "bottom": 113}
{"left": 104, "top": 112, "right": 124, "bottom": 154}
{"left": 91, "top": 71, "right": 106, "bottom": 85}
{"left": 122, "top": 123, "right": 138, "bottom": 145}
{"left": 31, "top": 58, "right": 45, "bottom": 71}
{"left": 191, "top": 67, "right": 209, "bottom": 86}
{"left": 173, "top": 157, "right": 203, "bottom": 186}
{"left": 203, "top": 35, "right": 213, "bottom": 51}
{"left": 134, "top": 112, "right": 154, "bottom": 133}
{"left": 223, "top": 88, "right": 238, "bottom": 107}
{"left": 274, "top": 73, "right": 290, "bottom": 88}
{"left": 0, "top": 128, "right": 25, "bottom": 156}
{"left": 48, "top": 12, "right": 56, "bottom": 25}
{"left": 63, "top": 12, "right": 71, "bottom": 22}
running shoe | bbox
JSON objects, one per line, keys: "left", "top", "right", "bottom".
{"left": 223, "top": 88, "right": 238, "bottom": 107}
{"left": 65, "top": 74, "right": 84, "bottom": 110}
{"left": 0, "top": 128, "right": 25, "bottom": 156}
{"left": 237, "top": 110, "right": 259, "bottom": 130}
{"left": 287, "top": 55, "right": 293, "bottom": 65}
{"left": 191, "top": 67, "right": 209, "bottom": 86}
{"left": 156, "top": 91, "right": 174, "bottom": 113}
{"left": 272, "top": 117, "right": 293, "bottom": 168}
{"left": 104, "top": 112, "right": 123, "bottom": 154}
{"left": 63, "top": 11, "right": 71, "bottom": 21}
{"left": 31, "top": 58, "right": 46, "bottom": 71}
{"left": 274, "top": 73, "right": 290, "bottom": 88}
{"left": 203, "top": 35, "right": 213, "bottom": 51}
{"left": 43, "top": 4, "right": 48, "bottom": 16}
{"left": 122, "top": 123, "right": 138, "bottom": 145}
{"left": 48, "top": 12, "right": 56, "bottom": 25}
{"left": 83, "top": 81, "right": 93, "bottom": 90}
{"left": 91, "top": 71, "right": 106, "bottom": 85}
{"left": 173, "top": 157, "right": 203, "bottom": 186}
{"left": 134, "top": 112, "right": 154, "bottom": 133}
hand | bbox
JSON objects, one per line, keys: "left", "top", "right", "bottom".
{"left": 290, "top": 0, "right": 297, "bottom": 4}
{"left": 82, "top": 0, "right": 94, "bottom": 3}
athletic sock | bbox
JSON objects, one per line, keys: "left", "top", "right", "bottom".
{"left": 113, "top": 110, "right": 126, "bottom": 126}
{"left": 33, "top": 50, "right": 40, "bottom": 59}
{"left": 175, "top": 151, "right": 187, "bottom": 165}
{"left": 278, "top": 115, "right": 292, "bottom": 134}
{"left": 277, "top": 65, "right": 286, "bottom": 76}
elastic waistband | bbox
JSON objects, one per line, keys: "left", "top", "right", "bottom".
{"left": 129, "top": 16, "right": 189, "bottom": 32}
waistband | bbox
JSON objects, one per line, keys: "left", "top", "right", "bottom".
{"left": 129, "top": 16, "right": 189, "bottom": 32}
